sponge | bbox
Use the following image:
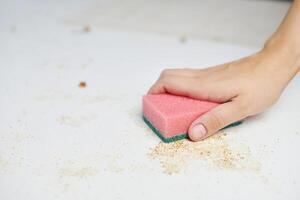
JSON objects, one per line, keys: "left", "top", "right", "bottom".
{"left": 142, "top": 94, "right": 241, "bottom": 143}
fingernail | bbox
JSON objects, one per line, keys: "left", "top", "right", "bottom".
{"left": 190, "top": 123, "right": 207, "bottom": 141}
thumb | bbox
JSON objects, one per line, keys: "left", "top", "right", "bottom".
{"left": 188, "top": 101, "right": 245, "bottom": 141}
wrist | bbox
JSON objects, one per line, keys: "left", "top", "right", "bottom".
{"left": 263, "top": 37, "right": 300, "bottom": 76}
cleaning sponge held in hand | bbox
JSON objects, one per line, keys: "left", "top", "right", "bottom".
{"left": 142, "top": 94, "right": 241, "bottom": 143}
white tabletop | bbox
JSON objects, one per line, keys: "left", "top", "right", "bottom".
{"left": 1, "top": 1, "right": 300, "bottom": 200}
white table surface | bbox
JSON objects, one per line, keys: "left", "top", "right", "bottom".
{"left": 1, "top": 1, "right": 300, "bottom": 200}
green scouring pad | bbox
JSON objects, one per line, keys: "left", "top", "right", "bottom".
{"left": 143, "top": 115, "right": 242, "bottom": 143}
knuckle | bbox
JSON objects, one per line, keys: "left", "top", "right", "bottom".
{"left": 160, "top": 69, "right": 171, "bottom": 77}
{"left": 160, "top": 68, "right": 176, "bottom": 78}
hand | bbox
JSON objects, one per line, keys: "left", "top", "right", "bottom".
{"left": 148, "top": 49, "right": 297, "bottom": 141}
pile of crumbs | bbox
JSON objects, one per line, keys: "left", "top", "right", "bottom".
{"left": 148, "top": 132, "right": 261, "bottom": 175}
{"left": 59, "top": 167, "right": 98, "bottom": 179}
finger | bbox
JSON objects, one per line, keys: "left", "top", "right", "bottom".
{"left": 148, "top": 74, "right": 235, "bottom": 102}
{"left": 148, "top": 75, "right": 207, "bottom": 99}
{"left": 188, "top": 100, "right": 246, "bottom": 141}
{"left": 160, "top": 68, "right": 198, "bottom": 77}
{"left": 147, "top": 69, "right": 198, "bottom": 94}
{"left": 147, "top": 80, "right": 166, "bottom": 94}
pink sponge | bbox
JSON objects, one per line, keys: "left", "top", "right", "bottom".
{"left": 143, "top": 94, "right": 219, "bottom": 142}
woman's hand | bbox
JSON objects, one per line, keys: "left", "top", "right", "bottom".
{"left": 148, "top": 0, "right": 300, "bottom": 141}
{"left": 148, "top": 48, "right": 299, "bottom": 141}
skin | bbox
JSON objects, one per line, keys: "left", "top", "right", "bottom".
{"left": 148, "top": 0, "right": 300, "bottom": 142}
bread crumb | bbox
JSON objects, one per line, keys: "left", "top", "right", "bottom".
{"left": 79, "top": 81, "right": 87, "bottom": 88}
{"left": 83, "top": 25, "right": 91, "bottom": 33}
{"left": 179, "top": 35, "right": 187, "bottom": 43}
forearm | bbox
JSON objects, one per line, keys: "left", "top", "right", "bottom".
{"left": 263, "top": 0, "right": 300, "bottom": 77}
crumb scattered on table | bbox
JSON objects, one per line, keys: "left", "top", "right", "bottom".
{"left": 179, "top": 35, "right": 187, "bottom": 43}
{"left": 148, "top": 132, "right": 260, "bottom": 175}
{"left": 83, "top": 25, "right": 91, "bottom": 33}
{"left": 59, "top": 167, "right": 97, "bottom": 179}
{"left": 79, "top": 81, "right": 87, "bottom": 88}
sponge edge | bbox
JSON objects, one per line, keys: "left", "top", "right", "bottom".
{"left": 142, "top": 94, "right": 242, "bottom": 143}
{"left": 143, "top": 116, "right": 188, "bottom": 143}
{"left": 143, "top": 115, "right": 242, "bottom": 143}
